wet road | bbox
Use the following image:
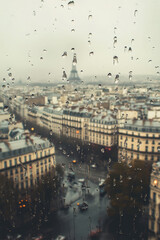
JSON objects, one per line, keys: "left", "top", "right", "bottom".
{"left": 8, "top": 150, "right": 110, "bottom": 240}
{"left": 42, "top": 150, "right": 110, "bottom": 240}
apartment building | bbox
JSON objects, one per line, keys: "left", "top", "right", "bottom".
{"left": 62, "top": 108, "right": 92, "bottom": 141}
{"left": 118, "top": 120, "right": 160, "bottom": 162}
{"left": 149, "top": 162, "right": 160, "bottom": 238}
{"left": 0, "top": 135, "right": 55, "bottom": 190}
{"left": 88, "top": 115, "right": 117, "bottom": 147}
{"left": 40, "top": 107, "right": 63, "bottom": 136}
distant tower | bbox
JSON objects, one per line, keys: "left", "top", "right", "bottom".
{"left": 68, "top": 54, "right": 81, "bottom": 84}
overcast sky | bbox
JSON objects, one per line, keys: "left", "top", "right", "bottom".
{"left": 1, "top": 0, "right": 160, "bottom": 83}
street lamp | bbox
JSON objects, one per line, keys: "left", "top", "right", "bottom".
{"left": 73, "top": 207, "right": 76, "bottom": 240}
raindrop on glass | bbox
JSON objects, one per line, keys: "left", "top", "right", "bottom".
{"left": 62, "top": 51, "right": 67, "bottom": 58}
{"left": 107, "top": 73, "right": 112, "bottom": 78}
{"left": 128, "top": 47, "right": 132, "bottom": 53}
{"left": 88, "top": 15, "right": 92, "bottom": 21}
{"left": 62, "top": 71, "right": 67, "bottom": 80}
{"left": 134, "top": 10, "right": 138, "bottom": 17}
{"left": 68, "top": 1, "right": 74, "bottom": 9}
{"left": 89, "top": 51, "right": 94, "bottom": 56}
{"left": 113, "top": 56, "right": 118, "bottom": 65}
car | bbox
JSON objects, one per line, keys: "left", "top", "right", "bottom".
{"left": 67, "top": 172, "right": 75, "bottom": 181}
{"left": 78, "top": 201, "right": 88, "bottom": 211}
{"left": 55, "top": 235, "right": 66, "bottom": 240}
{"left": 78, "top": 178, "right": 85, "bottom": 183}
{"left": 91, "top": 164, "right": 97, "bottom": 168}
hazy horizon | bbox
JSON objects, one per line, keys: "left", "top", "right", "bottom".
{"left": 1, "top": 0, "right": 160, "bottom": 85}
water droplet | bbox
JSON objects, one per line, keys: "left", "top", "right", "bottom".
{"left": 71, "top": 29, "right": 75, "bottom": 32}
{"left": 71, "top": 48, "right": 75, "bottom": 52}
{"left": 113, "top": 56, "right": 118, "bottom": 65}
{"left": 3, "top": 78, "right": 6, "bottom": 82}
{"left": 43, "top": 49, "right": 47, "bottom": 52}
{"left": 88, "top": 15, "right": 92, "bottom": 21}
{"left": 113, "top": 36, "right": 117, "bottom": 48}
{"left": 62, "top": 71, "right": 67, "bottom": 80}
{"left": 89, "top": 51, "right": 94, "bottom": 56}
{"left": 40, "top": 57, "right": 43, "bottom": 60}
{"left": 72, "top": 54, "right": 77, "bottom": 65}
{"left": 129, "top": 71, "right": 132, "bottom": 80}
{"left": 62, "top": 51, "right": 67, "bottom": 58}
{"left": 114, "top": 27, "right": 117, "bottom": 34}
{"left": 107, "top": 73, "right": 112, "bottom": 78}
{"left": 124, "top": 46, "right": 127, "bottom": 52}
{"left": 157, "top": 72, "right": 160, "bottom": 76}
{"left": 80, "top": 70, "right": 83, "bottom": 74}
{"left": 134, "top": 10, "right": 138, "bottom": 17}
{"left": 148, "top": 59, "right": 152, "bottom": 63}
{"left": 128, "top": 47, "right": 132, "bottom": 53}
{"left": 114, "top": 74, "right": 119, "bottom": 84}
{"left": 68, "top": 1, "right": 74, "bottom": 9}
{"left": 8, "top": 72, "right": 12, "bottom": 77}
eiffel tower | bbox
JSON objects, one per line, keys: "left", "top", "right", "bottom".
{"left": 68, "top": 54, "right": 81, "bottom": 84}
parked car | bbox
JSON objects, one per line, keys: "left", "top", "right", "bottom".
{"left": 91, "top": 164, "right": 97, "bottom": 168}
{"left": 55, "top": 235, "right": 66, "bottom": 240}
{"left": 78, "top": 201, "right": 88, "bottom": 211}
{"left": 67, "top": 172, "right": 75, "bottom": 181}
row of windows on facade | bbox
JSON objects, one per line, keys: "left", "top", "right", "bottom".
{"left": 14, "top": 170, "right": 51, "bottom": 189}
{"left": 119, "top": 151, "right": 160, "bottom": 161}
{"left": 4, "top": 157, "right": 52, "bottom": 168}
{"left": 120, "top": 142, "right": 159, "bottom": 152}
{"left": 121, "top": 133, "right": 160, "bottom": 138}
{"left": 6, "top": 163, "right": 51, "bottom": 177}
{"left": 120, "top": 136, "right": 159, "bottom": 144}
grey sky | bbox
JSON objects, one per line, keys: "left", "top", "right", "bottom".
{"left": 1, "top": 0, "right": 160, "bottom": 83}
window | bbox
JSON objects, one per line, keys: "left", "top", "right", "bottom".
{"left": 131, "top": 153, "right": 133, "bottom": 159}
{"left": 48, "top": 149, "right": 50, "bottom": 155}
{"left": 21, "top": 174, "right": 23, "bottom": 180}
{"left": 145, "top": 155, "right": 148, "bottom": 161}
{"left": 4, "top": 161, "right": 7, "bottom": 168}
{"left": 29, "top": 155, "right": 31, "bottom": 161}
{"left": 131, "top": 144, "right": 133, "bottom": 150}
{"left": 120, "top": 135, "right": 122, "bottom": 140}
{"left": 151, "top": 155, "right": 154, "bottom": 161}
{"left": 132, "top": 138, "right": 134, "bottom": 142}
{"left": 151, "top": 221, "right": 154, "bottom": 231}
{"left": 152, "top": 147, "right": 154, "bottom": 152}
{"left": 41, "top": 167, "right": 43, "bottom": 173}
{"left": 44, "top": 150, "right": 46, "bottom": 156}
{"left": 145, "top": 146, "right": 148, "bottom": 152}
{"left": 19, "top": 157, "right": 21, "bottom": 163}
{"left": 14, "top": 158, "right": 17, "bottom": 165}
{"left": 137, "top": 154, "right": 139, "bottom": 160}
{"left": 21, "top": 182, "right": 24, "bottom": 189}
{"left": 24, "top": 156, "right": 27, "bottom": 162}
{"left": 40, "top": 152, "right": 42, "bottom": 158}
{"left": 152, "top": 140, "right": 155, "bottom": 144}
{"left": 146, "top": 140, "right": 148, "bottom": 144}
{"left": 153, "top": 192, "right": 156, "bottom": 203}
{"left": 10, "top": 169, "right": 13, "bottom": 176}
{"left": 151, "top": 209, "right": 155, "bottom": 218}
